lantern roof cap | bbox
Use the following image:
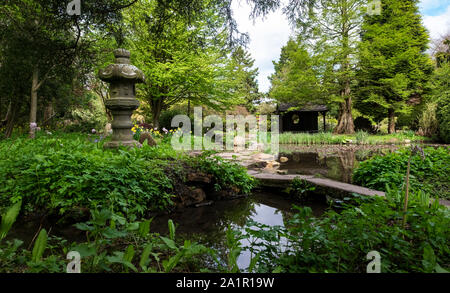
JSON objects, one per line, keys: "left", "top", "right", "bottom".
{"left": 98, "top": 49, "right": 145, "bottom": 83}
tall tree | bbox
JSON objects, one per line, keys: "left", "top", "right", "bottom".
{"left": 269, "top": 0, "right": 367, "bottom": 134}
{"left": 0, "top": 0, "right": 142, "bottom": 137}
{"left": 123, "top": 0, "right": 238, "bottom": 127}
{"left": 228, "top": 46, "right": 260, "bottom": 112}
{"left": 269, "top": 37, "right": 325, "bottom": 107}
{"left": 356, "top": 0, "right": 433, "bottom": 133}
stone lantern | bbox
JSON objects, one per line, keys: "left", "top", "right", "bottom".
{"left": 98, "top": 49, "right": 146, "bottom": 148}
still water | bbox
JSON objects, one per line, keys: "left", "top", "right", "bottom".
{"left": 151, "top": 191, "right": 328, "bottom": 270}
{"left": 277, "top": 144, "right": 404, "bottom": 183}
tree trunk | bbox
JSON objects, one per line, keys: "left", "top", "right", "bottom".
{"left": 29, "top": 67, "right": 39, "bottom": 138}
{"left": 388, "top": 108, "right": 396, "bottom": 134}
{"left": 4, "top": 102, "right": 18, "bottom": 138}
{"left": 151, "top": 98, "right": 163, "bottom": 129}
{"left": 334, "top": 25, "right": 354, "bottom": 135}
{"left": 334, "top": 81, "right": 355, "bottom": 134}
{"left": 187, "top": 99, "right": 191, "bottom": 117}
{"left": 1, "top": 102, "right": 12, "bottom": 127}
{"left": 43, "top": 101, "right": 54, "bottom": 127}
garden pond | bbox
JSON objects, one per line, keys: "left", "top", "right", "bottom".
{"left": 277, "top": 144, "right": 447, "bottom": 184}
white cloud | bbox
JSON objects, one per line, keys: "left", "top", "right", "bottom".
{"left": 423, "top": 5, "right": 450, "bottom": 40}
{"left": 419, "top": 0, "right": 450, "bottom": 14}
{"left": 232, "top": 1, "right": 293, "bottom": 93}
{"left": 231, "top": 1, "right": 450, "bottom": 93}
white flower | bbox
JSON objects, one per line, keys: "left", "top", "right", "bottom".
{"left": 30, "top": 122, "right": 37, "bottom": 129}
{"left": 92, "top": 129, "right": 97, "bottom": 134}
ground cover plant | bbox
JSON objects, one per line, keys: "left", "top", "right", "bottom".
{"left": 238, "top": 192, "right": 450, "bottom": 273}
{"left": 353, "top": 147, "right": 450, "bottom": 199}
{"left": 0, "top": 132, "right": 255, "bottom": 218}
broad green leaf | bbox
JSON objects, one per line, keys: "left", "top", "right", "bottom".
{"left": 0, "top": 200, "right": 22, "bottom": 241}
{"left": 139, "top": 244, "right": 153, "bottom": 269}
{"left": 31, "top": 229, "right": 47, "bottom": 263}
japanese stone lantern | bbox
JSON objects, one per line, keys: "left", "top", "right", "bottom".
{"left": 98, "top": 49, "right": 145, "bottom": 148}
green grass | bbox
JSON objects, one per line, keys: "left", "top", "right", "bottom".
{"left": 278, "top": 131, "right": 431, "bottom": 145}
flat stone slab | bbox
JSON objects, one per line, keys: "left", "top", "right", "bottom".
{"left": 249, "top": 171, "right": 450, "bottom": 208}
{"left": 250, "top": 172, "right": 385, "bottom": 197}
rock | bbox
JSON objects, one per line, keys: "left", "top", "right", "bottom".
{"left": 186, "top": 172, "right": 211, "bottom": 184}
{"left": 251, "top": 153, "right": 275, "bottom": 162}
{"left": 276, "top": 170, "right": 288, "bottom": 175}
{"left": 234, "top": 136, "right": 246, "bottom": 146}
{"left": 280, "top": 157, "right": 289, "bottom": 163}
{"left": 262, "top": 161, "right": 281, "bottom": 173}
{"left": 195, "top": 201, "right": 214, "bottom": 208}
{"left": 139, "top": 132, "right": 157, "bottom": 146}
{"left": 190, "top": 188, "right": 206, "bottom": 203}
{"left": 247, "top": 161, "right": 268, "bottom": 169}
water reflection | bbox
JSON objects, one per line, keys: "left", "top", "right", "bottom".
{"left": 278, "top": 145, "right": 401, "bottom": 183}
{"left": 151, "top": 191, "right": 327, "bottom": 271}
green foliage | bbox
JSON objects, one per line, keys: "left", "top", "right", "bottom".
{"left": 353, "top": 147, "right": 450, "bottom": 199}
{"left": 242, "top": 196, "right": 450, "bottom": 273}
{"left": 0, "top": 134, "right": 175, "bottom": 215}
{"left": 0, "top": 133, "right": 256, "bottom": 216}
{"left": 417, "top": 102, "right": 439, "bottom": 138}
{"left": 355, "top": 131, "right": 369, "bottom": 145}
{"left": 285, "top": 178, "right": 316, "bottom": 201}
{"left": 31, "top": 229, "right": 47, "bottom": 263}
{"left": 434, "top": 63, "right": 450, "bottom": 143}
{"left": 357, "top": 0, "right": 433, "bottom": 129}
{"left": 279, "top": 132, "right": 346, "bottom": 145}
{"left": 192, "top": 154, "right": 256, "bottom": 195}
{"left": 269, "top": 37, "right": 325, "bottom": 106}
{"left": 437, "top": 95, "right": 450, "bottom": 143}
{"left": 0, "top": 201, "right": 21, "bottom": 241}
{"left": 0, "top": 207, "right": 211, "bottom": 273}
{"left": 123, "top": 0, "right": 240, "bottom": 126}
{"left": 159, "top": 109, "right": 185, "bottom": 132}
{"left": 278, "top": 131, "right": 428, "bottom": 145}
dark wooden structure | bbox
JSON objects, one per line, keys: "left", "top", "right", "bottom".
{"left": 276, "top": 103, "right": 329, "bottom": 133}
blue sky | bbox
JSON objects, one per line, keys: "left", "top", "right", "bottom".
{"left": 232, "top": 0, "right": 450, "bottom": 93}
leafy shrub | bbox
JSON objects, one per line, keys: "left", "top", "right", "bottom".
{"left": 355, "top": 130, "right": 369, "bottom": 145}
{"left": 243, "top": 196, "right": 450, "bottom": 273}
{"left": 192, "top": 153, "right": 256, "bottom": 195}
{"left": 0, "top": 134, "right": 176, "bottom": 215}
{"left": 353, "top": 147, "right": 450, "bottom": 199}
{"left": 285, "top": 178, "right": 316, "bottom": 201}
{"left": 159, "top": 109, "right": 185, "bottom": 131}
{"left": 0, "top": 133, "right": 255, "bottom": 216}
{"left": 417, "top": 102, "right": 439, "bottom": 138}
{"left": 437, "top": 93, "right": 450, "bottom": 143}
{"left": 0, "top": 205, "right": 211, "bottom": 273}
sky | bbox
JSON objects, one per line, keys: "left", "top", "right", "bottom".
{"left": 231, "top": 0, "right": 450, "bottom": 93}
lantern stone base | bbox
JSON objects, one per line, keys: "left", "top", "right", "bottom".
{"left": 104, "top": 140, "right": 142, "bottom": 149}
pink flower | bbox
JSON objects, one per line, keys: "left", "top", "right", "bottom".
{"left": 92, "top": 129, "right": 97, "bottom": 134}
